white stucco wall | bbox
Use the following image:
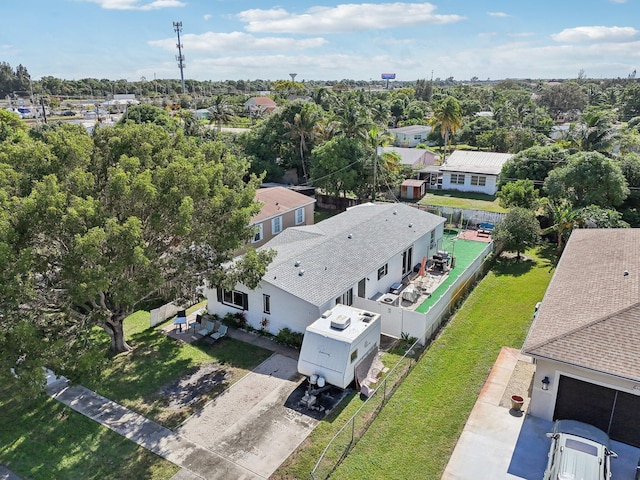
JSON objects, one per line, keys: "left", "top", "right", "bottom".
{"left": 528, "top": 357, "right": 640, "bottom": 421}
{"left": 205, "top": 224, "right": 445, "bottom": 336}
{"left": 440, "top": 172, "right": 499, "bottom": 195}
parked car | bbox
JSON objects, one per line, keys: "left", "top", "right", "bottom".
{"left": 543, "top": 419, "right": 617, "bottom": 480}
{"left": 61, "top": 110, "right": 76, "bottom": 116}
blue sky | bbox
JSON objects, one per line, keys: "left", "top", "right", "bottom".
{"left": 2, "top": 0, "right": 640, "bottom": 82}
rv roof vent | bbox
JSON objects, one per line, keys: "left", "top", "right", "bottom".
{"left": 295, "top": 260, "right": 301, "bottom": 267}
{"left": 331, "top": 314, "right": 351, "bottom": 330}
{"left": 321, "top": 309, "right": 333, "bottom": 318}
{"left": 361, "top": 315, "right": 371, "bottom": 323}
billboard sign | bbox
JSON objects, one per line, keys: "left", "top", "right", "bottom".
{"left": 381, "top": 73, "right": 396, "bottom": 80}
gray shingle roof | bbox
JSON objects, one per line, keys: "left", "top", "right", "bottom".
{"left": 259, "top": 203, "right": 445, "bottom": 307}
{"left": 522, "top": 229, "right": 640, "bottom": 381}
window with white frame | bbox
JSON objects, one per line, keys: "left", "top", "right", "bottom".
{"left": 272, "top": 216, "right": 283, "bottom": 234}
{"left": 450, "top": 174, "right": 465, "bottom": 185}
{"left": 295, "top": 207, "right": 305, "bottom": 225}
{"left": 252, "top": 223, "right": 263, "bottom": 243}
{"left": 378, "top": 264, "right": 388, "bottom": 280}
{"left": 470, "top": 175, "right": 487, "bottom": 186}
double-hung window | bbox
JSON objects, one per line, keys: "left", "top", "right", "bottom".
{"left": 252, "top": 223, "right": 263, "bottom": 243}
{"left": 295, "top": 207, "right": 305, "bottom": 225}
{"left": 378, "top": 264, "right": 388, "bottom": 280}
{"left": 272, "top": 216, "right": 283, "bottom": 234}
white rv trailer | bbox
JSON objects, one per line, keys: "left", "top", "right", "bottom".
{"left": 297, "top": 304, "right": 381, "bottom": 390}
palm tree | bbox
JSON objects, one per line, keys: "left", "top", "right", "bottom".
{"left": 283, "top": 103, "right": 322, "bottom": 182}
{"left": 569, "top": 108, "right": 616, "bottom": 153}
{"left": 542, "top": 200, "right": 584, "bottom": 252}
{"left": 367, "top": 126, "right": 399, "bottom": 200}
{"left": 431, "top": 96, "right": 463, "bottom": 163}
{"left": 332, "top": 98, "right": 372, "bottom": 141}
{"left": 208, "top": 95, "right": 235, "bottom": 133}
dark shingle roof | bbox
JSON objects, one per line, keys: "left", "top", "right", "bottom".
{"left": 522, "top": 229, "right": 640, "bottom": 381}
{"left": 259, "top": 203, "right": 445, "bottom": 307}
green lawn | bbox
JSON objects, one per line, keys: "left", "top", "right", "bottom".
{"left": 83, "top": 308, "right": 273, "bottom": 428}
{"left": 421, "top": 190, "right": 507, "bottom": 214}
{"left": 0, "top": 304, "right": 273, "bottom": 479}
{"left": 274, "top": 246, "right": 554, "bottom": 480}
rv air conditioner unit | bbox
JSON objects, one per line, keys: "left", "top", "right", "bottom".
{"left": 330, "top": 315, "right": 351, "bottom": 330}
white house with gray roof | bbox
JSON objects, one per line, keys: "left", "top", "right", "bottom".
{"left": 440, "top": 150, "right": 513, "bottom": 195}
{"left": 523, "top": 229, "right": 640, "bottom": 448}
{"left": 206, "top": 203, "right": 445, "bottom": 335}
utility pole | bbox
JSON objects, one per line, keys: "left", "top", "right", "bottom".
{"left": 173, "top": 21, "right": 186, "bottom": 94}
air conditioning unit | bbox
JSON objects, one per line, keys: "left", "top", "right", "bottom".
{"left": 331, "top": 314, "right": 351, "bottom": 330}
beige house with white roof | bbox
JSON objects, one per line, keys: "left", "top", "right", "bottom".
{"left": 439, "top": 151, "right": 513, "bottom": 195}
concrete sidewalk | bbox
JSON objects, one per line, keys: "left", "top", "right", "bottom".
{"left": 46, "top": 371, "right": 264, "bottom": 480}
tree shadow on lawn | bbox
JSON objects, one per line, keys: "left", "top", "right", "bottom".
{"left": 493, "top": 244, "right": 557, "bottom": 278}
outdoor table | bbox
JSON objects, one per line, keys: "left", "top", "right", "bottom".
{"left": 173, "top": 316, "right": 187, "bottom": 332}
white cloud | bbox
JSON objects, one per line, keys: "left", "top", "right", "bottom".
{"left": 237, "top": 3, "right": 464, "bottom": 34}
{"left": 203, "top": 14, "right": 212, "bottom": 21}
{"left": 478, "top": 32, "right": 496, "bottom": 38}
{"left": 507, "top": 32, "right": 535, "bottom": 38}
{"left": 82, "top": 0, "right": 185, "bottom": 10}
{"left": 552, "top": 26, "right": 637, "bottom": 43}
{"left": 610, "top": 0, "right": 627, "bottom": 3}
{"left": 487, "top": 12, "right": 509, "bottom": 18}
{"left": 149, "top": 32, "right": 327, "bottom": 53}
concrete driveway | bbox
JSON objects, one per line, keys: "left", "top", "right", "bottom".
{"left": 177, "top": 354, "right": 317, "bottom": 479}
{"left": 443, "top": 347, "right": 640, "bottom": 479}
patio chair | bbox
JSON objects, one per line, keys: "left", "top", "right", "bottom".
{"left": 197, "top": 320, "right": 215, "bottom": 337}
{"left": 210, "top": 324, "right": 228, "bottom": 341}
{"left": 188, "top": 314, "right": 202, "bottom": 333}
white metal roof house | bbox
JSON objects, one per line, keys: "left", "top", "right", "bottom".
{"left": 439, "top": 150, "right": 513, "bottom": 195}
{"left": 206, "top": 202, "right": 445, "bottom": 336}
{"left": 388, "top": 125, "right": 432, "bottom": 147}
{"left": 523, "top": 229, "right": 640, "bottom": 448}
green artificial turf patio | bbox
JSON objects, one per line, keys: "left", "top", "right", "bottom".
{"left": 416, "top": 234, "right": 491, "bottom": 313}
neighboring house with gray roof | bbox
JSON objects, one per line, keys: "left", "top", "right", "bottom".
{"left": 439, "top": 150, "right": 513, "bottom": 195}
{"left": 206, "top": 203, "right": 445, "bottom": 335}
{"left": 523, "top": 229, "right": 640, "bottom": 448}
{"left": 388, "top": 125, "right": 432, "bottom": 147}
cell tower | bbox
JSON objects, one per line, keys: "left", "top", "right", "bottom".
{"left": 173, "top": 21, "right": 186, "bottom": 93}
{"left": 289, "top": 73, "right": 297, "bottom": 82}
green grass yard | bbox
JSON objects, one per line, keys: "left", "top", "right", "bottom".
{"left": 0, "top": 303, "right": 272, "bottom": 480}
{"left": 421, "top": 190, "right": 507, "bottom": 214}
{"left": 274, "top": 246, "right": 554, "bottom": 480}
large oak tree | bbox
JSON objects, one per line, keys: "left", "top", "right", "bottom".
{"left": 0, "top": 115, "right": 272, "bottom": 394}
